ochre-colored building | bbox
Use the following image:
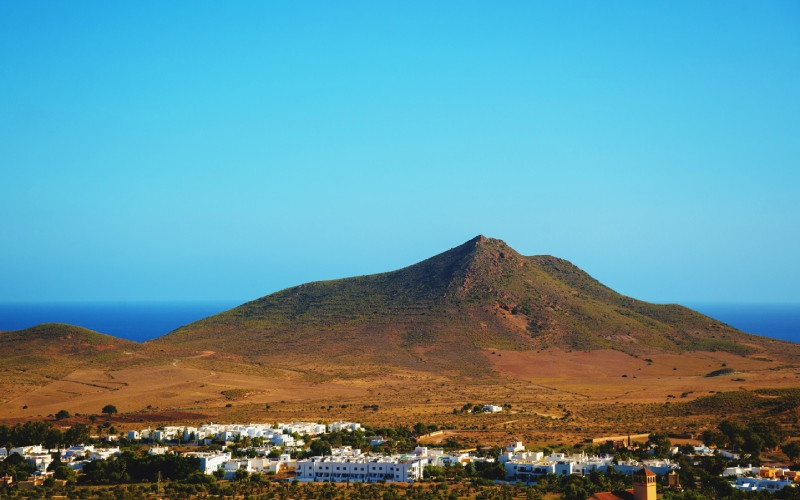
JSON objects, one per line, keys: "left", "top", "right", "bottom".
{"left": 633, "top": 467, "right": 657, "bottom": 500}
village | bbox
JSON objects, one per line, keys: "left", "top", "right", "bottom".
{"left": 1, "top": 416, "right": 799, "bottom": 497}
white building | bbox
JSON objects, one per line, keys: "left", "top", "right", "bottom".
{"left": 131, "top": 421, "right": 334, "bottom": 445}
{"left": 222, "top": 459, "right": 256, "bottom": 480}
{"left": 328, "top": 421, "right": 362, "bottom": 433}
{"left": 507, "top": 439, "right": 525, "bottom": 453}
{"left": 732, "top": 476, "right": 797, "bottom": 492}
{"left": 62, "top": 445, "right": 95, "bottom": 461}
{"left": 11, "top": 445, "right": 44, "bottom": 456}
{"left": 89, "top": 448, "right": 121, "bottom": 461}
{"left": 483, "top": 405, "right": 503, "bottom": 413}
{"left": 296, "top": 454, "right": 428, "bottom": 483}
{"left": 25, "top": 453, "right": 53, "bottom": 473}
{"left": 270, "top": 434, "right": 295, "bottom": 447}
{"left": 184, "top": 451, "right": 232, "bottom": 475}
{"left": 501, "top": 447, "right": 678, "bottom": 483}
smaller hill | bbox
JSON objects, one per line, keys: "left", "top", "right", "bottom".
{"left": 0, "top": 323, "right": 145, "bottom": 383}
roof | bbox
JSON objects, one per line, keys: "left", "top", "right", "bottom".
{"left": 634, "top": 467, "right": 656, "bottom": 477}
{"left": 589, "top": 490, "right": 634, "bottom": 500}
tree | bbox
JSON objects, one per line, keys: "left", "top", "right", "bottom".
{"left": 54, "top": 465, "right": 76, "bottom": 482}
{"left": 64, "top": 424, "right": 91, "bottom": 445}
{"left": 783, "top": 442, "right": 800, "bottom": 463}
{"left": 309, "top": 439, "right": 332, "bottom": 457}
{"left": 742, "top": 432, "right": 765, "bottom": 457}
{"left": 187, "top": 471, "right": 215, "bottom": 484}
{"left": 44, "top": 428, "right": 63, "bottom": 450}
{"left": 55, "top": 410, "right": 70, "bottom": 420}
{"left": 747, "top": 421, "right": 784, "bottom": 450}
{"left": 234, "top": 468, "right": 249, "bottom": 482}
{"left": 102, "top": 405, "right": 118, "bottom": 418}
{"left": 647, "top": 433, "right": 672, "bottom": 458}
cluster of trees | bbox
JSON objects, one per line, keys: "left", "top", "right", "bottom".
{"left": 701, "top": 420, "right": 783, "bottom": 457}
{"left": 53, "top": 405, "right": 117, "bottom": 421}
{"left": 0, "top": 422, "right": 92, "bottom": 450}
{"left": 223, "top": 424, "right": 437, "bottom": 461}
{"left": 310, "top": 424, "right": 434, "bottom": 457}
{"left": 420, "top": 466, "right": 632, "bottom": 500}
{"left": 10, "top": 477, "right": 800, "bottom": 500}
{"left": 0, "top": 452, "right": 37, "bottom": 482}
{"left": 423, "top": 460, "right": 506, "bottom": 482}
{"left": 80, "top": 452, "right": 200, "bottom": 484}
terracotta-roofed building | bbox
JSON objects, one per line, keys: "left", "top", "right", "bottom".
{"left": 590, "top": 467, "right": 657, "bottom": 500}
{"left": 633, "top": 467, "right": 657, "bottom": 500}
{"left": 589, "top": 490, "right": 634, "bottom": 500}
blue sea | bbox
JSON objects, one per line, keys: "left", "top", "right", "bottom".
{"left": 685, "top": 302, "right": 800, "bottom": 344}
{"left": 0, "top": 301, "right": 241, "bottom": 342}
{"left": 0, "top": 301, "right": 798, "bottom": 344}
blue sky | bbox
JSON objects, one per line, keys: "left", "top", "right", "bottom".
{"left": 1, "top": 1, "right": 798, "bottom": 304}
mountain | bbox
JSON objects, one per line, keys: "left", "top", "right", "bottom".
{"left": 153, "top": 236, "right": 793, "bottom": 377}
{"left": 3, "top": 237, "right": 799, "bottom": 423}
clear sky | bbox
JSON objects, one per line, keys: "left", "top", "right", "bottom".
{"left": 1, "top": 1, "right": 798, "bottom": 304}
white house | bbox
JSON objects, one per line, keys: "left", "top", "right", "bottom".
{"left": 270, "top": 434, "right": 295, "bottom": 446}
{"left": 483, "top": 405, "right": 503, "bottom": 413}
{"left": 11, "top": 445, "right": 43, "bottom": 456}
{"left": 89, "top": 448, "right": 121, "bottom": 461}
{"left": 62, "top": 445, "right": 95, "bottom": 461}
{"left": 328, "top": 421, "right": 362, "bottom": 433}
{"left": 507, "top": 439, "right": 525, "bottom": 453}
{"left": 25, "top": 453, "right": 53, "bottom": 473}
{"left": 732, "top": 476, "right": 797, "bottom": 492}
{"left": 222, "top": 459, "right": 255, "bottom": 480}
{"left": 184, "top": 451, "right": 232, "bottom": 475}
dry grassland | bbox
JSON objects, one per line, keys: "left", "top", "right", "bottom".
{"left": 3, "top": 348, "right": 799, "bottom": 448}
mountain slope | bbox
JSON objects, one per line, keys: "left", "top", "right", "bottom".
{"left": 153, "top": 236, "right": 795, "bottom": 377}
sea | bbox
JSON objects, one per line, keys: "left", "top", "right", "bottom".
{"left": 0, "top": 301, "right": 241, "bottom": 342}
{"left": 0, "top": 301, "right": 798, "bottom": 344}
{"left": 684, "top": 302, "right": 800, "bottom": 344}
